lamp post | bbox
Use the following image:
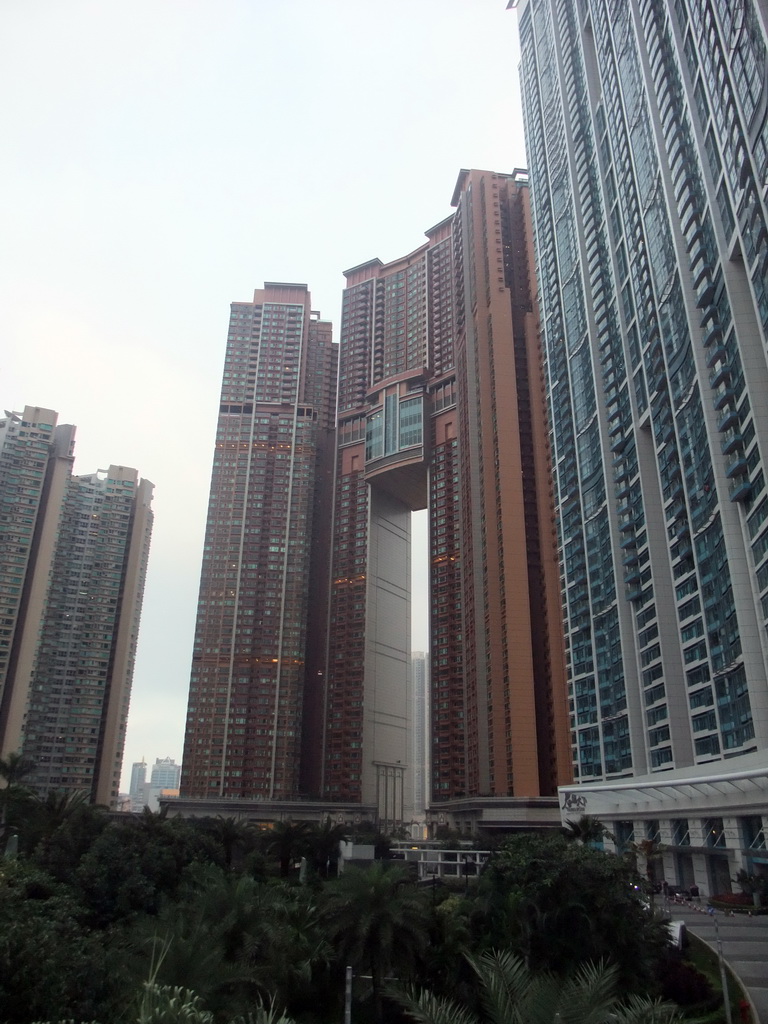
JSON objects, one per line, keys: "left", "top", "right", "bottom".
{"left": 344, "top": 965, "right": 352, "bottom": 1024}
{"left": 708, "top": 908, "right": 733, "bottom": 1024}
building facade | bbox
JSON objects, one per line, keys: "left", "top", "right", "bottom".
{"left": 0, "top": 407, "right": 153, "bottom": 807}
{"left": 129, "top": 758, "right": 149, "bottom": 810}
{"left": 180, "top": 283, "right": 338, "bottom": 802}
{"left": 411, "top": 650, "right": 428, "bottom": 819}
{"left": 516, "top": 0, "right": 768, "bottom": 887}
{"left": 325, "top": 170, "right": 570, "bottom": 825}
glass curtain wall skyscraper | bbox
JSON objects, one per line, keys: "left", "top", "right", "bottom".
{"left": 181, "top": 283, "right": 337, "bottom": 802}
{"left": 516, "top": 0, "right": 768, "bottom": 788}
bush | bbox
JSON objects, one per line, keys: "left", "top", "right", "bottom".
{"left": 711, "top": 892, "right": 752, "bottom": 907}
{"left": 658, "top": 955, "right": 714, "bottom": 1006}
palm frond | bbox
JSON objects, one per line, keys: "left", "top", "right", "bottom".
{"left": 467, "top": 949, "right": 534, "bottom": 1024}
{"left": 394, "top": 984, "right": 479, "bottom": 1024}
{"left": 557, "top": 960, "right": 619, "bottom": 1024}
{"left": 610, "top": 994, "right": 685, "bottom": 1024}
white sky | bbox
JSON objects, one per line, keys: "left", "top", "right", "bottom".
{"left": 1, "top": 0, "right": 527, "bottom": 790}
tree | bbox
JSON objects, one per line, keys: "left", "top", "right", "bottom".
{"left": 0, "top": 751, "right": 36, "bottom": 787}
{"left": 562, "top": 815, "right": 608, "bottom": 846}
{"left": 13, "top": 788, "right": 106, "bottom": 858}
{"left": 475, "top": 833, "right": 669, "bottom": 993}
{"left": 305, "top": 817, "right": 348, "bottom": 878}
{"left": 322, "top": 862, "right": 431, "bottom": 1023}
{"left": 396, "top": 948, "right": 683, "bottom": 1024}
{"left": 260, "top": 820, "right": 313, "bottom": 877}
{"left": 75, "top": 816, "right": 219, "bottom": 924}
{"left": 631, "top": 838, "right": 665, "bottom": 895}
{"left": 0, "top": 752, "right": 36, "bottom": 851}
{"left": 128, "top": 863, "right": 332, "bottom": 1020}
{"left": 198, "top": 815, "right": 258, "bottom": 871}
{"left": 31, "top": 794, "right": 110, "bottom": 880}
{"left": 0, "top": 859, "right": 124, "bottom": 1023}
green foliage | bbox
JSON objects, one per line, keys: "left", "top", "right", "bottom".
{"left": 734, "top": 868, "right": 767, "bottom": 898}
{"left": 305, "top": 817, "right": 349, "bottom": 877}
{"left": 562, "top": 815, "right": 608, "bottom": 845}
{"left": 230, "top": 997, "right": 299, "bottom": 1024}
{"left": 124, "top": 862, "right": 333, "bottom": 1020}
{"left": 0, "top": 751, "right": 37, "bottom": 786}
{"left": 322, "top": 862, "right": 431, "bottom": 1021}
{"left": 0, "top": 751, "right": 37, "bottom": 852}
{"left": 1, "top": 823, "right": 709, "bottom": 1024}
{"left": 137, "top": 983, "right": 214, "bottom": 1024}
{"left": 259, "top": 819, "right": 314, "bottom": 877}
{"left": 74, "top": 815, "right": 220, "bottom": 923}
{"left": 657, "top": 953, "right": 714, "bottom": 1008}
{"left": 0, "top": 860, "right": 122, "bottom": 1023}
{"left": 196, "top": 814, "right": 259, "bottom": 871}
{"left": 396, "top": 948, "right": 683, "bottom": 1024}
{"left": 475, "top": 833, "right": 669, "bottom": 991}
{"left": 30, "top": 794, "right": 110, "bottom": 877}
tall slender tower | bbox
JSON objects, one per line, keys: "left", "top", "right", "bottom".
{"left": 181, "top": 283, "right": 337, "bottom": 801}
{"left": 411, "top": 651, "right": 428, "bottom": 819}
{"left": 326, "top": 172, "right": 570, "bottom": 825}
{"left": 516, "top": 0, "right": 768, "bottom": 830}
{"left": 0, "top": 407, "right": 153, "bottom": 808}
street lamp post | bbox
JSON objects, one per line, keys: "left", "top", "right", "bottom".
{"left": 708, "top": 908, "right": 733, "bottom": 1024}
{"left": 344, "top": 965, "right": 352, "bottom": 1024}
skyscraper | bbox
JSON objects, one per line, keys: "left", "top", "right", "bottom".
{"left": 180, "top": 283, "right": 338, "bottom": 802}
{"left": 129, "top": 758, "right": 148, "bottom": 810}
{"left": 516, "top": 0, "right": 768, "bottom": 883}
{"left": 326, "top": 170, "right": 570, "bottom": 826}
{"left": 411, "top": 651, "right": 428, "bottom": 819}
{"left": 0, "top": 406, "right": 153, "bottom": 807}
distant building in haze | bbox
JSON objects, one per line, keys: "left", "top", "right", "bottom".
{"left": 516, "top": 0, "right": 768, "bottom": 886}
{"left": 129, "top": 759, "right": 149, "bottom": 810}
{"left": 151, "top": 755, "right": 181, "bottom": 791}
{"left": 0, "top": 406, "right": 153, "bottom": 808}
{"left": 180, "top": 283, "right": 338, "bottom": 802}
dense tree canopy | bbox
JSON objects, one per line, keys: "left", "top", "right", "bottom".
{"left": 0, "top": 813, "right": 718, "bottom": 1024}
{"left": 473, "top": 833, "right": 669, "bottom": 992}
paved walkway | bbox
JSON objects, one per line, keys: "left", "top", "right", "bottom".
{"left": 668, "top": 903, "right": 768, "bottom": 1023}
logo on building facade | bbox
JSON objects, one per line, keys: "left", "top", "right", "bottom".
{"left": 561, "top": 792, "right": 587, "bottom": 814}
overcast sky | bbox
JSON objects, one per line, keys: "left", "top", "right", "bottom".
{"left": 1, "top": 0, "right": 527, "bottom": 791}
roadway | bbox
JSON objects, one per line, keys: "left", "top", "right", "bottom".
{"left": 669, "top": 903, "right": 768, "bottom": 1024}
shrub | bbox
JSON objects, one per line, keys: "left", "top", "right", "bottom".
{"left": 710, "top": 892, "right": 752, "bottom": 906}
{"left": 658, "top": 956, "right": 714, "bottom": 1006}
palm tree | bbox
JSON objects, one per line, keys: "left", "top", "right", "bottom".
{"left": 0, "top": 752, "right": 37, "bottom": 849}
{"left": 306, "top": 817, "right": 348, "bottom": 877}
{"left": 562, "top": 814, "right": 608, "bottom": 846}
{"left": 133, "top": 803, "right": 171, "bottom": 831}
{"left": 134, "top": 864, "right": 331, "bottom": 1018}
{"left": 631, "top": 838, "right": 665, "bottom": 898}
{"left": 200, "top": 815, "right": 256, "bottom": 871}
{"left": 397, "top": 948, "right": 683, "bottom": 1024}
{"left": 244, "top": 886, "right": 333, "bottom": 1008}
{"left": 17, "top": 788, "right": 100, "bottom": 857}
{"left": 322, "top": 862, "right": 431, "bottom": 1023}
{"left": 0, "top": 752, "right": 37, "bottom": 788}
{"left": 260, "top": 820, "right": 313, "bottom": 877}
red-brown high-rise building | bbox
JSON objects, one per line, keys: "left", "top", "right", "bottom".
{"left": 326, "top": 170, "right": 571, "bottom": 824}
{"left": 181, "top": 283, "right": 337, "bottom": 801}
{"left": 180, "top": 176, "right": 569, "bottom": 824}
